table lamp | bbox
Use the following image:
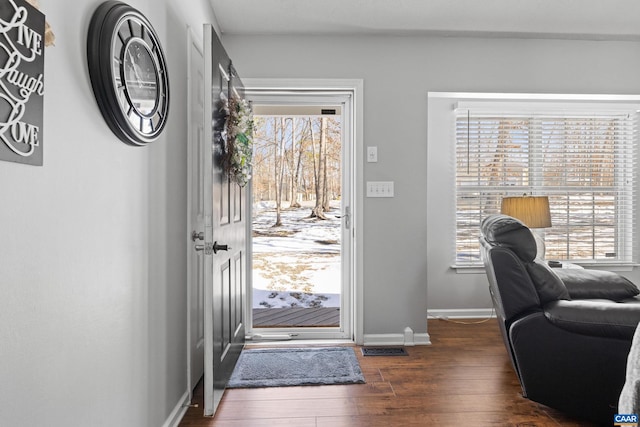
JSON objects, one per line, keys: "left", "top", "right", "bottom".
{"left": 501, "top": 195, "right": 551, "bottom": 259}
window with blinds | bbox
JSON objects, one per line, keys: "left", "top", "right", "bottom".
{"left": 455, "top": 103, "right": 638, "bottom": 266}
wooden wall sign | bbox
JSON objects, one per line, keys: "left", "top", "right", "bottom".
{"left": 0, "top": 0, "right": 45, "bottom": 166}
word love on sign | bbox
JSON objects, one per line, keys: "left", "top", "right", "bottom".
{"left": 0, "top": 0, "right": 45, "bottom": 166}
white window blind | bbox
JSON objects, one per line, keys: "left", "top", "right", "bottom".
{"left": 455, "top": 103, "right": 638, "bottom": 266}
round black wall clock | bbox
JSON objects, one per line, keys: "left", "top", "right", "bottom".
{"left": 87, "top": 1, "right": 170, "bottom": 146}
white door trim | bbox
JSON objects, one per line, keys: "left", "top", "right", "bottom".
{"left": 202, "top": 25, "right": 216, "bottom": 416}
{"left": 243, "top": 78, "right": 364, "bottom": 345}
{"left": 185, "top": 26, "right": 204, "bottom": 402}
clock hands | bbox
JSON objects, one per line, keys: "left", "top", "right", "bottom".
{"left": 126, "top": 48, "right": 144, "bottom": 88}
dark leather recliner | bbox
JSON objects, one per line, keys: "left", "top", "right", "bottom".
{"left": 480, "top": 214, "right": 640, "bottom": 424}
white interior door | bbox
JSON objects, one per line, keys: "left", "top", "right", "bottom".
{"left": 186, "top": 31, "right": 205, "bottom": 397}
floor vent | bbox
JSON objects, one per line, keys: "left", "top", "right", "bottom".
{"left": 361, "top": 347, "right": 408, "bottom": 356}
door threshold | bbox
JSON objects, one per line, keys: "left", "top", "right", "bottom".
{"left": 244, "top": 338, "right": 355, "bottom": 348}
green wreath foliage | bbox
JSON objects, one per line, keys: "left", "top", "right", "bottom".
{"left": 225, "top": 97, "right": 254, "bottom": 186}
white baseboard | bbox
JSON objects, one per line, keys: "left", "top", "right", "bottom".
{"left": 427, "top": 308, "right": 496, "bottom": 320}
{"left": 363, "top": 332, "right": 431, "bottom": 346}
{"left": 162, "top": 389, "right": 190, "bottom": 427}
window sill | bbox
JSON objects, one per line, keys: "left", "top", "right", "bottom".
{"left": 450, "top": 265, "right": 486, "bottom": 274}
{"left": 451, "top": 262, "right": 640, "bottom": 274}
{"left": 568, "top": 262, "right": 640, "bottom": 272}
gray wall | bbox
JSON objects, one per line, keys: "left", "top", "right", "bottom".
{"left": 222, "top": 34, "right": 640, "bottom": 332}
{"left": 0, "top": 0, "right": 214, "bottom": 425}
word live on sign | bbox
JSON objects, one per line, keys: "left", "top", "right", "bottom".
{"left": 0, "top": 0, "right": 45, "bottom": 166}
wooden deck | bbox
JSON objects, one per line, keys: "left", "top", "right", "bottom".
{"left": 252, "top": 307, "right": 340, "bottom": 328}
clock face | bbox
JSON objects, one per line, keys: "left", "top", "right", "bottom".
{"left": 122, "top": 39, "right": 158, "bottom": 116}
{"left": 88, "top": 1, "right": 170, "bottom": 146}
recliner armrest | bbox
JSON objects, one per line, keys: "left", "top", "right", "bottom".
{"left": 555, "top": 268, "right": 640, "bottom": 301}
{"left": 544, "top": 299, "right": 640, "bottom": 340}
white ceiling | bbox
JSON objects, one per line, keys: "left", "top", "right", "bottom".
{"left": 209, "top": 0, "right": 640, "bottom": 40}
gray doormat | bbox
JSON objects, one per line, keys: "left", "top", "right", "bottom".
{"left": 361, "top": 347, "right": 408, "bottom": 356}
{"left": 228, "top": 347, "right": 365, "bottom": 388}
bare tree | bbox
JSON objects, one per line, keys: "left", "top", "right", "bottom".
{"left": 289, "top": 118, "right": 308, "bottom": 208}
{"left": 310, "top": 117, "right": 327, "bottom": 219}
{"left": 273, "top": 117, "right": 287, "bottom": 226}
{"left": 251, "top": 117, "right": 274, "bottom": 202}
{"left": 321, "top": 117, "right": 329, "bottom": 211}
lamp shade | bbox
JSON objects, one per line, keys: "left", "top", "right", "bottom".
{"left": 501, "top": 196, "right": 551, "bottom": 228}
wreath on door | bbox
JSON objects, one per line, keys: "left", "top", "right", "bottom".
{"left": 223, "top": 96, "right": 253, "bottom": 186}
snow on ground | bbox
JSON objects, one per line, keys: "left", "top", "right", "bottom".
{"left": 252, "top": 200, "right": 341, "bottom": 308}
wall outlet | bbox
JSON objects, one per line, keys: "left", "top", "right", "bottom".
{"left": 367, "top": 181, "right": 394, "bottom": 197}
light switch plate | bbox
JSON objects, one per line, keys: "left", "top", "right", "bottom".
{"left": 367, "top": 146, "right": 378, "bottom": 163}
{"left": 367, "top": 181, "right": 394, "bottom": 197}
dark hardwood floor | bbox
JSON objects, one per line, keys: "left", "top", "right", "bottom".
{"left": 180, "top": 319, "right": 599, "bottom": 426}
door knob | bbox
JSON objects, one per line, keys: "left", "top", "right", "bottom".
{"left": 191, "top": 230, "right": 204, "bottom": 242}
{"left": 212, "top": 241, "right": 230, "bottom": 254}
{"left": 194, "top": 244, "right": 205, "bottom": 251}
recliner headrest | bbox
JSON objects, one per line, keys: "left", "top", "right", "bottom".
{"left": 481, "top": 214, "right": 537, "bottom": 262}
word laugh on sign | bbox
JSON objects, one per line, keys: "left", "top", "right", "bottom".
{"left": 0, "top": 0, "right": 45, "bottom": 166}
